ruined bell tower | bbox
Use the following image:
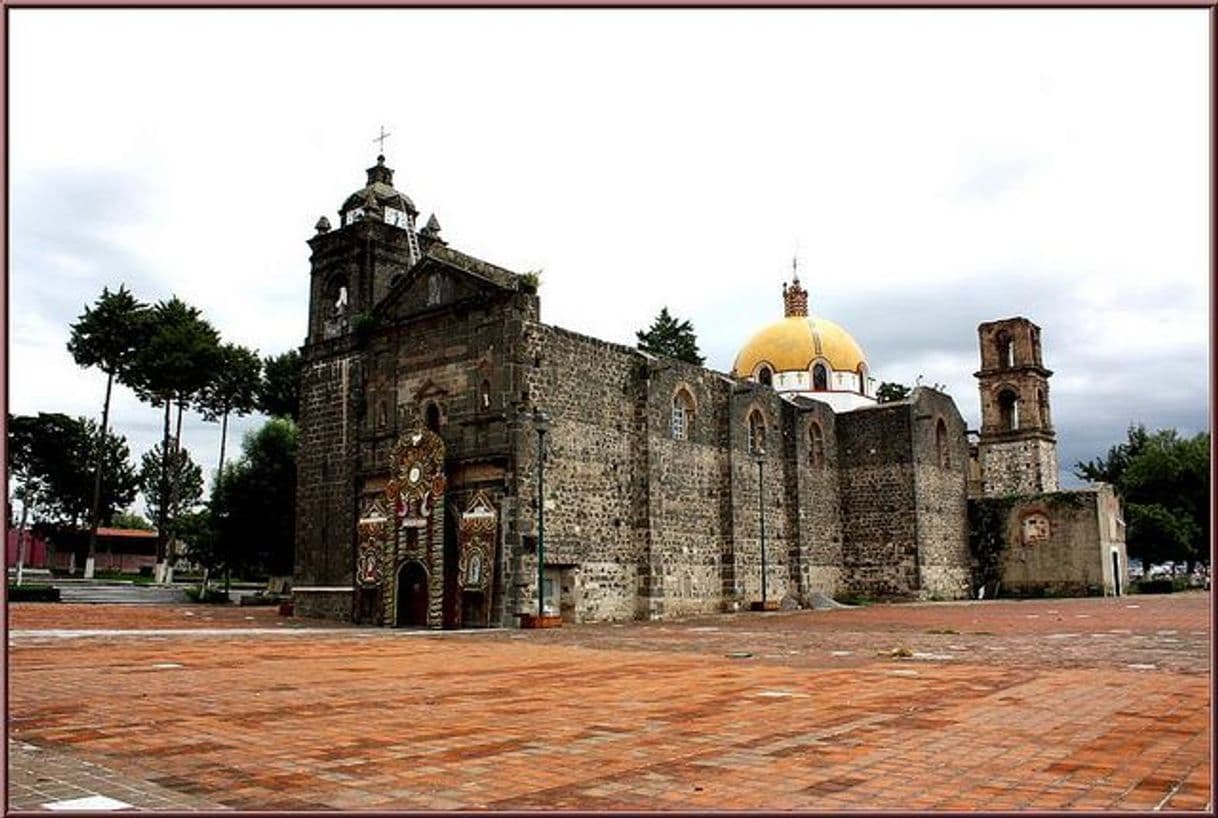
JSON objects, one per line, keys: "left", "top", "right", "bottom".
{"left": 974, "top": 317, "right": 1059, "bottom": 495}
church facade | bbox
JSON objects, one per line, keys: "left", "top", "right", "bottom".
{"left": 292, "top": 156, "right": 1127, "bottom": 627}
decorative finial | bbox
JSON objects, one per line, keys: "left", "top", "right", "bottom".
{"left": 420, "top": 213, "right": 446, "bottom": 247}
{"left": 792, "top": 255, "right": 800, "bottom": 284}
{"left": 315, "top": 216, "right": 331, "bottom": 234}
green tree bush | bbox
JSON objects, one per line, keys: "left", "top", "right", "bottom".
{"left": 259, "top": 350, "right": 301, "bottom": 422}
{"left": 211, "top": 418, "right": 299, "bottom": 581}
{"left": 1075, "top": 425, "right": 1210, "bottom": 574}
{"left": 636, "top": 307, "right": 705, "bottom": 365}
{"left": 876, "top": 382, "right": 912, "bottom": 403}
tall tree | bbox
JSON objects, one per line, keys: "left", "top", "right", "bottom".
{"left": 66, "top": 286, "right": 149, "bottom": 577}
{"left": 138, "top": 442, "right": 204, "bottom": 540}
{"left": 8, "top": 415, "right": 46, "bottom": 585}
{"left": 174, "top": 508, "right": 221, "bottom": 594}
{"left": 1074, "top": 425, "right": 1210, "bottom": 574}
{"left": 1074, "top": 424, "right": 1152, "bottom": 485}
{"left": 196, "top": 344, "right": 262, "bottom": 488}
{"left": 211, "top": 418, "right": 299, "bottom": 583}
{"left": 125, "top": 297, "right": 221, "bottom": 578}
{"left": 636, "top": 307, "right": 705, "bottom": 365}
{"left": 6, "top": 413, "right": 140, "bottom": 532}
{"left": 876, "top": 382, "right": 912, "bottom": 403}
{"left": 259, "top": 349, "right": 302, "bottom": 422}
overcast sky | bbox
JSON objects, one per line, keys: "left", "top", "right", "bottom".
{"left": 7, "top": 9, "right": 1211, "bottom": 518}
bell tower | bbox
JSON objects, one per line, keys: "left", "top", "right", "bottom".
{"left": 974, "top": 317, "right": 1058, "bottom": 495}
{"left": 306, "top": 154, "right": 422, "bottom": 344}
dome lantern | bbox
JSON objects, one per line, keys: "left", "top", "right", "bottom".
{"left": 732, "top": 266, "right": 877, "bottom": 413}
{"left": 783, "top": 263, "right": 808, "bottom": 318}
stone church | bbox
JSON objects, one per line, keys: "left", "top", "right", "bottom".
{"left": 292, "top": 155, "right": 1128, "bottom": 626}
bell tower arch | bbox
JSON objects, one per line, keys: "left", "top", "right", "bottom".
{"left": 306, "top": 154, "right": 422, "bottom": 344}
{"left": 974, "top": 317, "right": 1058, "bottom": 495}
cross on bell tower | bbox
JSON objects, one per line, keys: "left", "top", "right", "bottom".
{"left": 373, "top": 126, "right": 392, "bottom": 155}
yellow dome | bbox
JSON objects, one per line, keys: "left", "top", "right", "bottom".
{"left": 732, "top": 315, "right": 868, "bottom": 377}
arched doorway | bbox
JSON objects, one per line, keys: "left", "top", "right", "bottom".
{"left": 396, "top": 560, "right": 429, "bottom": 627}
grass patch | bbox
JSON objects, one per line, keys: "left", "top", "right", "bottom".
{"left": 926, "top": 627, "right": 959, "bottom": 635}
{"left": 185, "top": 586, "right": 230, "bottom": 604}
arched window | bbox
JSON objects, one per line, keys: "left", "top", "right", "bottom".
{"left": 479, "top": 379, "right": 492, "bottom": 410}
{"left": 424, "top": 402, "right": 442, "bottom": 432}
{"left": 757, "top": 365, "right": 773, "bottom": 387}
{"left": 936, "top": 418, "right": 950, "bottom": 468}
{"left": 809, "top": 422, "right": 825, "bottom": 468}
{"left": 748, "top": 410, "right": 766, "bottom": 455}
{"left": 1031, "top": 327, "right": 1042, "bottom": 365}
{"left": 996, "top": 330, "right": 1013, "bottom": 369}
{"left": 671, "top": 388, "right": 695, "bottom": 441}
{"left": 325, "top": 275, "right": 349, "bottom": 317}
{"left": 812, "top": 363, "right": 828, "bottom": 391}
{"left": 857, "top": 364, "right": 868, "bottom": 396}
{"left": 997, "top": 389, "right": 1019, "bottom": 432}
{"left": 1037, "top": 388, "right": 1049, "bottom": 427}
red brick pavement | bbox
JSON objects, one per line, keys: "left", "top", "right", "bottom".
{"left": 6, "top": 594, "right": 1211, "bottom": 810}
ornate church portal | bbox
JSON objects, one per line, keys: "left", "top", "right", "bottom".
{"left": 354, "top": 429, "right": 498, "bottom": 628}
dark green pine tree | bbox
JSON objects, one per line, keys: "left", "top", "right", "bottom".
{"left": 66, "top": 285, "right": 150, "bottom": 576}
{"left": 258, "top": 349, "right": 301, "bottom": 422}
{"left": 636, "top": 307, "right": 705, "bottom": 366}
{"left": 124, "top": 296, "right": 222, "bottom": 575}
{"left": 196, "top": 343, "right": 263, "bottom": 489}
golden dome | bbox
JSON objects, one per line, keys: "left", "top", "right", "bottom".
{"left": 732, "top": 315, "right": 868, "bottom": 377}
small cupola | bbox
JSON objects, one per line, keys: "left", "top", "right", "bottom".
{"left": 339, "top": 154, "right": 419, "bottom": 229}
{"left": 366, "top": 154, "right": 395, "bottom": 186}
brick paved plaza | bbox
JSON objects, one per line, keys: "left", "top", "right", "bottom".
{"left": 6, "top": 593, "right": 1211, "bottom": 810}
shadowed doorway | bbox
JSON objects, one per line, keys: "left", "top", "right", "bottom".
{"left": 396, "top": 560, "right": 429, "bottom": 627}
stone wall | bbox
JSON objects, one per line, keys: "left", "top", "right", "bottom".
{"left": 293, "top": 587, "right": 354, "bottom": 621}
{"left": 294, "top": 345, "right": 362, "bottom": 593}
{"left": 642, "top": 359, "right": 734, "bottom": 618}
{"left": 835, "top": 400, "right": 919, "bottom": 597}
{"left": 790, "top": 398, "right": 844, "bottom": 598}
{"left": 969, "top": 485, "right": 1127, "bottom": 597}
{"left": 979, "top": 437, "right": 1059, "bottom": 495}
{"left": 728, "top": 387, "right": 794, "bottom": 608}
{"left": 909, "top": 389, "right": 972, "bottom": 599}
{"left": 511, "top": 324, "right": 645, "bottom": 623}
